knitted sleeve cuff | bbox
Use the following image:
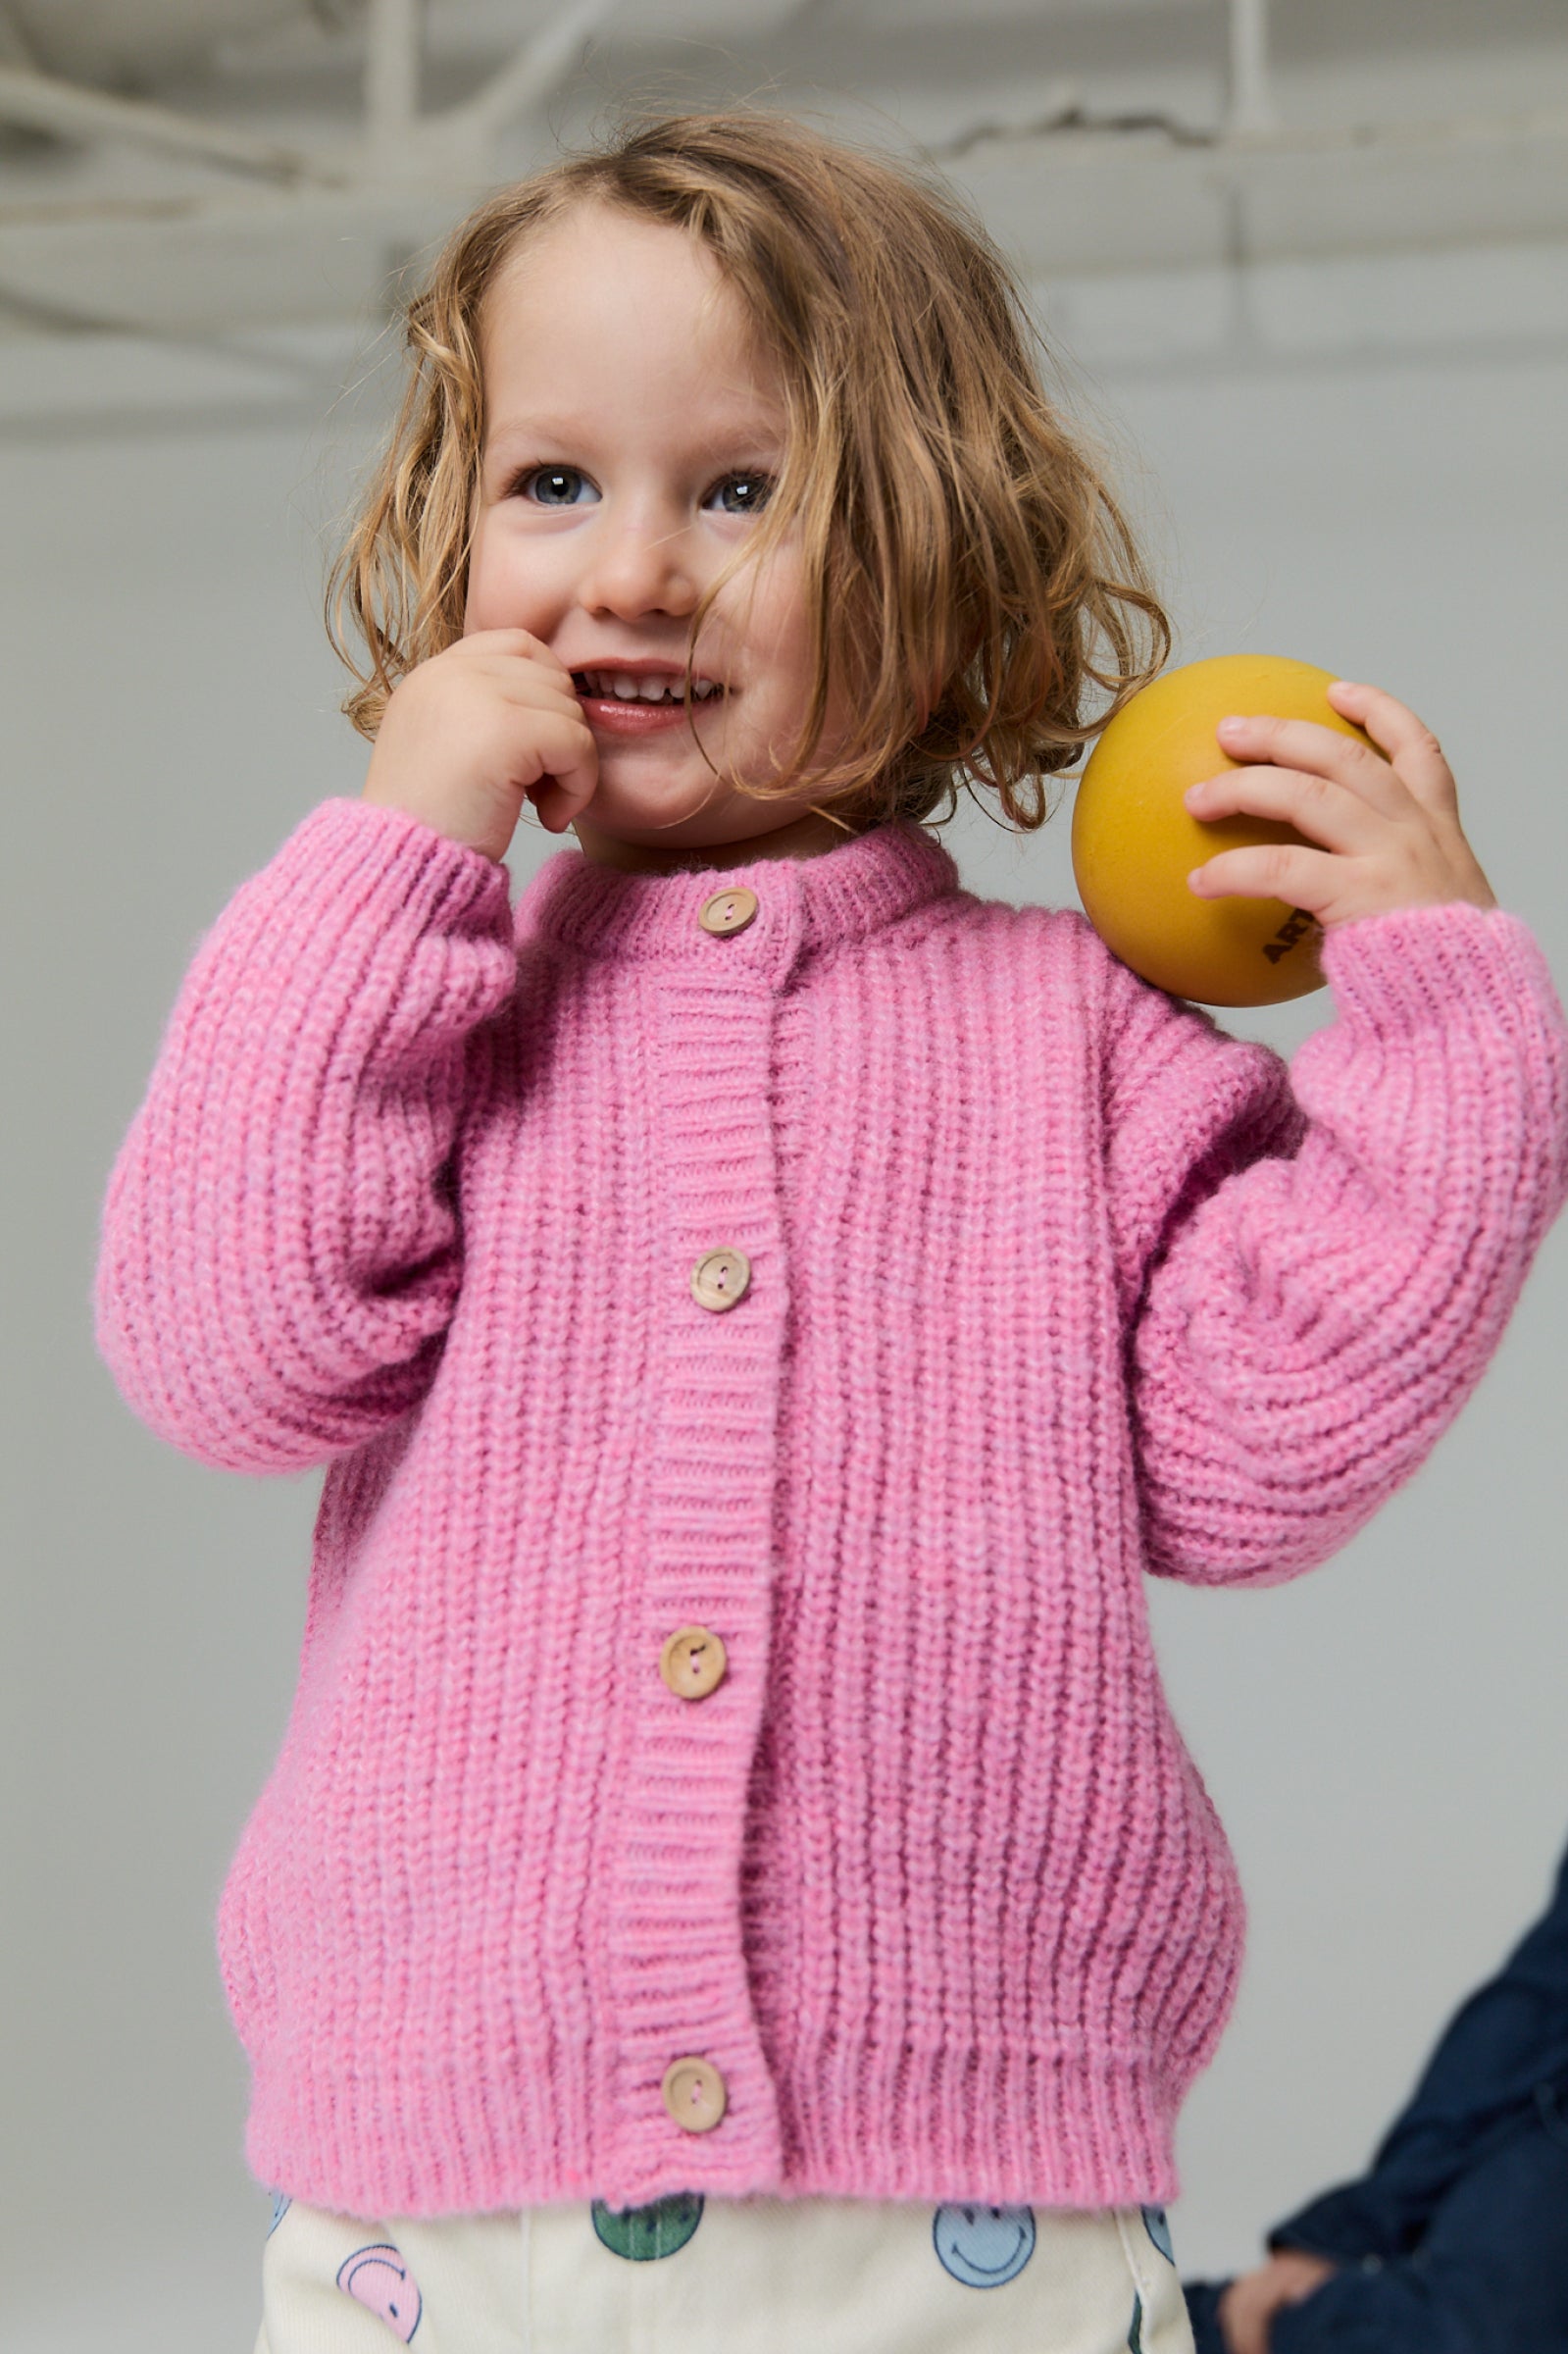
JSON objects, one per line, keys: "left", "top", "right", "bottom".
{"left": 1320, "top": 900, "right": 1564, "bottom": 1048}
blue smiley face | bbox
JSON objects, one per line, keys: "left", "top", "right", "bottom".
{"left": 1142, "top": 2204, "right": 1175, "bottom": 2264}
{"left": 933, "top": 2202, "right": 1037, "bottom": 2287}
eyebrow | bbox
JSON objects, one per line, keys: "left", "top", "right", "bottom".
{"left": 483, "top": 410, "right": 786, "bottom": 455}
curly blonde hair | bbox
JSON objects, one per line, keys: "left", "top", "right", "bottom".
{"left": 328, "top": 108, "right": 1170, "bottom": 835}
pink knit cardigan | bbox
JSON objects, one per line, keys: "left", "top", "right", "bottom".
{"left": 95, "top": 800, "right": 1567, "bottom": 2220}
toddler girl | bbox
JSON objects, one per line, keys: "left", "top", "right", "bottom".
{"left": 94, "top": 111, "right": 1567, "bottom": 2354}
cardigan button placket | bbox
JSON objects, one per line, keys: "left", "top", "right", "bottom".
{"left": 661, "top": 2055, "right": 729, "bottom": 2132}
{"left": 659, "top": 1624, "right": 729, "bottom": 1700}
{"left": 696, "top": 886, "right": 759, "bottom": 936}
{"left": 607, "top": 913, "right": 791, "bottom": 2188}
{"left": 690, "top": 1247, "right": 751, "bottom": 1310}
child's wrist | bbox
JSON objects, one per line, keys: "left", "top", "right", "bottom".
{"left": 360, "top": 773, "right": 510, "bottom": 863}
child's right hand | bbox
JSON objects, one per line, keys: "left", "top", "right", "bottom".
{"left": 361, "top": 629, "right": 598, "bottom": 863}
{"left": 1217, "top": 2251, "right": 1339, "bottom": 2354}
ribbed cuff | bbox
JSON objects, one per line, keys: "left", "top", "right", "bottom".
{"left": 1321, "top": 900, "right": 1561, "bottom": 1043}
{"left": 261, "top": 795, "right": 514, "bottom": 947}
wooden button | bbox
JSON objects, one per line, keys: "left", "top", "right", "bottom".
{"left": 697, "top": 887, "right": 758, "bottom": 937}
{"left": 661, "top": 2056, "right": 728, "bottom": 2133}
{"left": 659, "top": 1625, "right": 728, "bottom": 1701}
{"left": 690, "top": 1248, "right": 750, "bottom": 1311}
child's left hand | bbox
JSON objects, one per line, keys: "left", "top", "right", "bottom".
{"left": 1183, "top": 679, "right": 1497, "bottom": 928}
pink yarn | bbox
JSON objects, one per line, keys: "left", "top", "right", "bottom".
{"left": 94, "top": 798, "right": 1568, "bottom": 2218}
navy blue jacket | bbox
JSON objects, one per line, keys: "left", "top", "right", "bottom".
{"left": 1186, "top": 1841, "right": 1568, "bottom": 2351}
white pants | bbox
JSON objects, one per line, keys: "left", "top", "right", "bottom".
{"left": 256, "top": 2189, "right": 1194, "bottom": 2353}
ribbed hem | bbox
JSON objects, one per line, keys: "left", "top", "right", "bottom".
{"left": 786, "top": 2041, "right": 1183, "bottom": 2210}
{"left": 242, "top": 2041, "right": 1180, "bottom": 2218}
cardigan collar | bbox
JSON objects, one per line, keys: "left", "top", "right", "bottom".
{"left": 518, "top": 817, "right": 962, "bottom": 975}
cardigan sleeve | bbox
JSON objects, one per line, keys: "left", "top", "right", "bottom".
{"left": 1102, "top": 900, "right": 1568, "bottom": 1587}
{"left": 93, "top": 797, "right": 519, "bottom": 1474}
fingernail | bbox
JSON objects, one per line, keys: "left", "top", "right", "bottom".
{"left": 1216, "top": 714, "right": 1248, "bottom": 738}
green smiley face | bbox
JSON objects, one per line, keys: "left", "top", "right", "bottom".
{"left": 591, "top": 2192, "right": 705, "bottom": 2261}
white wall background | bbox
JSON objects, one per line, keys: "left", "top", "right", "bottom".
{"left": 4, "top": 77, "right": 1567, "bottom": 2354}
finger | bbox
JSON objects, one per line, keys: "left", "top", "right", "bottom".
{"left": 1218, "top": 2283, "right": 1269, "bottom": 2354}
{"left": 525, "top": 779, "right": 584, "bottom": 834}
{"left": 1326, "top": 680, "right": 1458, "bottom": 807}
{"left": 1185, "top": 762, "right": 1390, "bottom": 855}
{"left": 1188, "top": 839, "right": 1340, "bottom": 913}
{"left": 516, "top": 712, "right": 598, "bottom": 820}
{"left": 467, "top": 644, "right": 582, "bottom": 693}
{"left": 525, "top": 773, "right": 592, "bottom": 834}
{"left": 1213, "top": 713, "right": 1399, "bottom": 808}
{"left": 461, "top": 625, "right": 556, "bottom": 661}
{"left": 464, "top": 628, "right": 581, "bottom": 692}
{"left": 476, "top": 661, "right": 587, "bottom": 720}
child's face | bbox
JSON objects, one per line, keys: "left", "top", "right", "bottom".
{"left": 464, "top": 204, "right": 855, "bottom": 866}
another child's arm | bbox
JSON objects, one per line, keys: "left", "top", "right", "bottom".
{"left": 1105, "top": 683, "right": 1568, "bottom": 1585}
{"left": 95, "top": 635, "right": 595, "bottom": 1473}
{"left": 1214, "top": 2254, "right": 1339, "bottom": 2354}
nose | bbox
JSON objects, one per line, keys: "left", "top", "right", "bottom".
{"left": 576, "top": 502, "right": 698, "bottom": 621}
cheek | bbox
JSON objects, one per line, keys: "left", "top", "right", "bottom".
{"left": 460, "top": 524, "right": 496, "bottom": 635}
{"left": 727, "top": 537, "right": 813, "bottom": 672}
{"left": 462, "top": 524, "right": 518, "bottom": 634}
{"left": 462, "top": 517, "right": 554, "bottom": 636}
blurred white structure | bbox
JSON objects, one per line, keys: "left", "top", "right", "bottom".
{"left": 0, "top": 0, "right": 1565, "bottom": 352}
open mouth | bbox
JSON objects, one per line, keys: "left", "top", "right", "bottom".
{"left": 572, "top": 670, "right": 727, "bottom": 706}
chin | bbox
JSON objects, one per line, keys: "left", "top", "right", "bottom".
{"left": 587, "top": 783, "right": 744, "bottom": 843}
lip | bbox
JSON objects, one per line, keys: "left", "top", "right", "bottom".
{"left": 579, "top": 691, "right": 710, "bottom": 736}
{"left": 571, "top": 661, "right": 730, "bottom": 737}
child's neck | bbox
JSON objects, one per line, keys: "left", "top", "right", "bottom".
{"left": 573, "top": 808, "right": 860, "bottom": 876}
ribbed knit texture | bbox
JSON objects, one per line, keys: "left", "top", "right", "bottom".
{"left": 94, "top": 800, "right": 1568, "bottom": 2219}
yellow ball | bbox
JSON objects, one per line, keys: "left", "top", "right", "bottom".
{"left": 1071, "top": 654, "right": 1372, "bottom": 1006}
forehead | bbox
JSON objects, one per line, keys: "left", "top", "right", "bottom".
{"left": 480, "top": 203, "right": 784, "bottom": 439}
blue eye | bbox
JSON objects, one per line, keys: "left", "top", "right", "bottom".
{"left": 521, "top": 466, "right": 598, "bottom": 507}
{"left": 707, "top": 474, "right": 773, "bottom": 516}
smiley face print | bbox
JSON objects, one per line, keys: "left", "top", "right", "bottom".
{"left": 932, "top": 2202, "right": 1038, "bottom": 2286}
{"left": 336, "top": 2242, "right": 424, "bottom": 2340}
{"left": 1141, "top": 2204, "right": 1175, "bottom": 2264}
{"left": 591, "top": 2192, "right": 705, "bottom": 2260}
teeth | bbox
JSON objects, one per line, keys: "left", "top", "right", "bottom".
{"left": 582, "top": 670, "right": 723, "bottom": 702}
